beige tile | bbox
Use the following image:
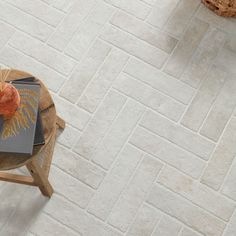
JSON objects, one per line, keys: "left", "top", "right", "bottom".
{"left": 158, "top": 166, "right": 235, "bottom": 221}
{"left": 108, "top": 155, "right": 163, "bottom": 232}
{"left": 88, "top": 145, "right": 143, "bottom": 220}
{"left": 201, "top": 117, "right": 236, "bottom": 190}
{"left": 100, "top": 24, "right": 168, "bottom": 69}
{"left": 110, "top": 11, "right": 178, "bottom": 53}
{"left": 147, "top": 184, "right": 226, "bottom": 236}
{"left": 181, "top": 66, "right": 227, "bottom": 131}
{"left": 141, "top": 110, "right": 215, "bottom": 160}
{"left": 113, "top": 73, "right": 185, "bottom": 121}
{"left": 164, "top": 18, "right": 209, "bottom": 78}
{"left": 130, "top": 126, "right": 205, "bottom": 179}
{"left": 200, "top": 74, "right": 236, "bottom": 142}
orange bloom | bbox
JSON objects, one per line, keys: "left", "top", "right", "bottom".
{"left": 0, "top": 83, "right": 20, "bottom": 118}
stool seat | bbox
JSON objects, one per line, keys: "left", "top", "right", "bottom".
{"left": 0, "top": 69, "right": 65, "bottom": 197}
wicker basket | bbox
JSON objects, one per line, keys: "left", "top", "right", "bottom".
{"left": 202, "top": 0, "right": 236, "bottom": 17}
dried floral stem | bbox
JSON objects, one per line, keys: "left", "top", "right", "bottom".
{"left": 0, "top": 68, "right": 11, "bottom": 92}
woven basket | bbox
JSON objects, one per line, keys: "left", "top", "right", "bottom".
{"left": 202, "top": 0, "right": 236, "bottom": 17}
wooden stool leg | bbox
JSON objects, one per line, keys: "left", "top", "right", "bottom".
{"left": 26, "top": 159, "right": 53, "bottom": 197}
{"left": 56, "top": 115, "right": 65, "bottom": 129}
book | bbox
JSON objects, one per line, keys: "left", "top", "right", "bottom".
{"left": 11, "top": 78, "right": 45, "bottom": 146}
{"left": 0, "top": 82, "right": 40, "bottom": 155}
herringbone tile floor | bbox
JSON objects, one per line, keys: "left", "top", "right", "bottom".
{"left": 0, "top": 0, "right": 236, "bottom": 235}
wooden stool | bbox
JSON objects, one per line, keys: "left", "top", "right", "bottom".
{"left": 0, "top": 69, "right": 65, "bottom": 198}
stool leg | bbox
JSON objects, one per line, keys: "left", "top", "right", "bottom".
{"left": 56, "top": 115, "right": 65, "bottom": 129}
{"left": 26, "top": 159, "right": 53, "bottom": 197}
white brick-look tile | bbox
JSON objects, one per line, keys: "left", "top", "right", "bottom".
{"left": 201, "top": 117, "right": 236, "bottom": 190}
{"left": 124, "top": 60, "right": 195, "bottom": 104}
{"left": 100, "top": 24, "right": 168, "bottom": 69}
{"left": 164, "top": 18, "right": 209, "bottom": 78}
{"left": 29, "top": 213, "right": 78, "bottom": 236}
{"left": 91, "top": 100, "right": 145, "bottom": 169}
{"left": 49, "top": 165, "right": 94, "bottom": 208}
{"left": 152, "top": 215, "right": 182, "bottom": 236}
{"left": 9, "top": 32, "right": 76, "bottom": 76}
{"left": 47, "top": 0, "right": 95, "bottom": 50}
{"left": 0, "top": 1, "right": 235, "bottom": 235}
{"left": 180, "top": 28, "right": 226, "bottom": 88}
{"left": 124, "top": 59, "right": 195, "bottom": 105}
{"left": 78, "top": 49, "right": 128, "bottom": 113}
{"left": 65, "top": 2, "right": 114, "bottom": 61}
{"left": 215, "top": 37, "right": 236, "bottom": 75}
{"left": 110, "top": 11, "right": 178, "bottom": 53}
{"left": 52, "top": 94, "right": 90, "bottom": 130}
{"left": 88, "top": 145, "right": 143, "bottom": 220}
{"left": 129, "top": 126, "right": 206, "bottom": 179}
{"left": 147, "top": 0, "right": 179, "bottom": 28}
{"left": 104, "top": 0, "right": 151, "bottom": 20}
{"left": 44, "top": 195, "right": 122, "bottom": 236}
{"left": 222, "top": 158, "right": 236, "bottom": 201}
{"left": 0, "top": 22, "right": 14, "bottom": 49}
{"left": 200, "top": 74, "right": 236, "bottom": 142}
{"left": 113, "top": 72, "right": 185, "bottom": 121}
{"left": 140, "top": 110, "right": 215, "bottom": 160}
{"left": 181, "top": 66, "right": 227, "bottom": 131}
{"left": 56, "top": 125, "right": 81, "bottom": 148}
{"left": 147, "top": 184, "right": 226, "bottom": 236}
{"left": 73, "top": 90, "right": 126, "bottom": 159}
{"left": 0, "top": 2, "right": 52, "bottom": 41}
{"left": 5, "top": 0, "right": 64, "bottom": 27}
{"left": 223, "top": 211, "right": 236, "bottom": 236}
{"left": 0, "top": 46, "right": 65, "bottom": 92}
{"left": 52, "top": 0, "right": 76, "bottom": 13}
{"left": 60, "top": 39, "right": 111, "bottom": 103}
{"left": 126, "top": 204, "right": 161, "bottom": 236}
{"left": 164, "top": 0, "right": 200, "bottom": 38}
{"left": 158, "top": 166, "right": 235, "bottom": 221}
{"left": 108, "top": 155, "right": 163, "bottom": 232}
{"left": 53, "top": 144, "right": 105, "bottom": 189}
{"left": 181, "top": 228, "right": 202, "bottom": 236}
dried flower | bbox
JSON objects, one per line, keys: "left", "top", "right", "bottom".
{"left": 0, "top": 68, "right": 11, "bottom": 92}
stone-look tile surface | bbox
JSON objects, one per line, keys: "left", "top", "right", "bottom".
{"left": 141, "top": 110, "right": 215, "bottom": 160}
{"left": 74, "top": 90, "right": 126, "bottom": 159}
{"left": 53, "top": 144, "right": 106, "bottom": 189}
{"left": 180, "top": 28, "right": 226, "bottom": 88}
{"left": 222, "top": 158, "right": 236, "bottom": 201}
{"left": 200, "top": 73, "right": 236, "bottom": 142}
{"left": 181, "top": 66, "right": 227, "bottom": 131}
{"left": 158, "top": 166, "right": 235, "bottom": 221}
{"left": 113, "top": 73, "right": 185, "bottom": 121}
{"left": 60, "top": 39, "right": 111, "bottom": 103}
{"left": 147, "top": 184, "right": 226, "bottom": 236}
{"left": 129, "top": 126, "right": 206, "bottom": 179}
{"left": 201, "top": 117, "right": 236, "bottom": 190}
{"left": 152, "top": 215, "right": 182, "bottom": 236}
{"left": 181, "top": 228, "right": 202, "bottom": 236}
{"left": 223, "top": 211, "right": 236, "bottom": 236}
{"left": 91, "top": 100, "right": 145, "bottom": 169}
{"left": 100, "top": 24, "right": 168, "bottom": 69}
{"left": 126, "top": 204, "right": 161, "bottom": 236}
{"left": 164, "top": 18, "right": 209, "bottom": 78}
{"left": 78, "top": 49, "right": 128, "bottom": 113}
{"left": 108, "top": 155, "right": 163, "bottom": 232}
{"left": 164, "top": 0, "right": 200, "bottom": 38}
{"left": 29, "top": 213, "right": 79, "bottom": 236}
{"left": 124, "top": 58, "right": 195, "bottom": 105}
{"left": 88, "top": 145, "right": 143, "bottom": 220}
{"left": 0, "top": 1, "right": 236, "bottom": 235}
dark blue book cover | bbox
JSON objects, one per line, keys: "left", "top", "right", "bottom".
{"left": 0, "top": 83, "right": 40, "bottom": 155}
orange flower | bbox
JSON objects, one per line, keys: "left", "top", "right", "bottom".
{"left": 0, "top": 82, "right": 21, "bottom": 118}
